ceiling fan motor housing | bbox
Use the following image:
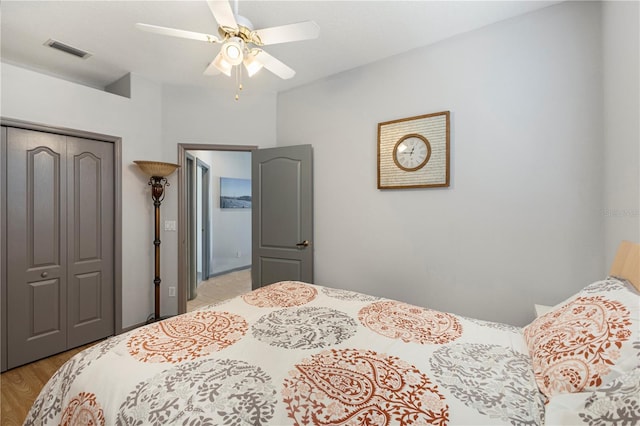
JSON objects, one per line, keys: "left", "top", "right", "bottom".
{"left": 218, "top": 14, "right": 264, "bottom": 47}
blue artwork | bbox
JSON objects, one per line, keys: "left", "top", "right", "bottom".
{"left": 220, "top": 177, "right": 251, "bottom": 209}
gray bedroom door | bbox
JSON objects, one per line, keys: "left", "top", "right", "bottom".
{"left": 251, "top": 145, "right": 313, "bottom": 288}
{"left": 4, "top": 127, "right": 114, "bottom": 369}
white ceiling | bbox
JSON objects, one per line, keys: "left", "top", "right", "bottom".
{"left": 1, "top": 1, "right": 561, "bottom": 94}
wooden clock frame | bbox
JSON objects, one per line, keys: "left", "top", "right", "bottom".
{"left": 377, "top": 111, "right": 450, "bottom": 189}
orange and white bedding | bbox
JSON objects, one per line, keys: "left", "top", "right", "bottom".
{"left": 24, "top": 278, "right": 639, "bottom": 425}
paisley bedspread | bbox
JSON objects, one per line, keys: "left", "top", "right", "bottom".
{"left": 25, "top": 282, "right": 545, "bottom": 425}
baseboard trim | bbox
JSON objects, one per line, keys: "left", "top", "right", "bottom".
{"left": 120, "top": 321, "right": 146, "bottom": 334}
{"left": 206, "top": 265, "right": 251, "bottom": 280}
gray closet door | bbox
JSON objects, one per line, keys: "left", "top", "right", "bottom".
{"left": 66, "top": 136, "right": 114, "bottom": 348}
{"left": 5, "top": 128, "right": 114, "bottom": 369}
{"left": 7, "top": 128, "right": 69, "bottom": 367}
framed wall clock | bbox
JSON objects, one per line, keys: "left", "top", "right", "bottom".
{"left": 377, "top": 111, "right": 450, "bottom": 189}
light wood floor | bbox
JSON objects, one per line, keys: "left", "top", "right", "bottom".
{"left": 1, "top": 341, "right": 99, "bottom": 425}
{"left": 187, "top": 268, "right": 252, "bottom": 312}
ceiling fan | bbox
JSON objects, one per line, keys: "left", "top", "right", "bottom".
{"left": 136, "top": 0, "right": 319, "bottom": 87}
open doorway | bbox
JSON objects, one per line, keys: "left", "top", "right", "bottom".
{"left": 177, "top": 144, "right": 256, "bottom": 314}
{"left": 184, "top": 154, "right": 212, "bottom": 302}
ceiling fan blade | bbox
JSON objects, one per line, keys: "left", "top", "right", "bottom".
{"left": 207, "top": 0, "right": 238, "bottom": 30}
{"left": 136, "top": 23, "right": 220, "bottom": 43}
{"left": 254, "top": 50, "right": 295, "bottom": 80}
{"left": 254, "top": 21, "right": 319, "bottom": 46}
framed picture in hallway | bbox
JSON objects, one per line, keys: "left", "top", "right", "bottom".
{"left": 220, "top": 177, "right": 252, "bottom": 208}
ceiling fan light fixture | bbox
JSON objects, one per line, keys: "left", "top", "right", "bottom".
{"left": 222, "top": 37, "right": 244, "bottom": 65}
{"left": 212, "top": 52, "right": 233, "bottom": 76}
{"left": 243, "top": 53, "right": 264, "bottom": 77}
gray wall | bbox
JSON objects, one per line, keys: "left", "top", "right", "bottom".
{"left": 277, "top": 1, "right": 609, "bottom": 326}
{"left": 602, "top": 1, "right": 640, "bottom": 268}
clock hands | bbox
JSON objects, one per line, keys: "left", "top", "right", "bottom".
{"left": 401, "top": 144, "right": 415, "bottom": 157}
{"left": 392, "top": 133, "right": 432, "bottom": 173}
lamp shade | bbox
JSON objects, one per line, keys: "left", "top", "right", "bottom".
{"left": 243, "top": 52, "right": 264, "bottom": 77}
{"left": 211, "top": 52, "right": 232, "bottom": 76}
{"left": 134, "top": 161, "right": 180, "bottom": 178}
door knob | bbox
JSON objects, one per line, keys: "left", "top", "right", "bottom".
{"left": 296, "top": 240, "right": 310, "bottom": 248}
{"left": 41, "top": 271, "right": 48, "bottom": 278}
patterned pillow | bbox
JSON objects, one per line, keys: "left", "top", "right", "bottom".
{"left": 523, "top": 278, "right": 639, "bottom": 398}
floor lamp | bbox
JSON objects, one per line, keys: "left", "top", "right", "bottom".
{"left": 134, "top": 160, "right": 180, "bottom": 322}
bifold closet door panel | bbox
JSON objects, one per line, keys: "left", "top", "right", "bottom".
{"left": 5, "top": 128, "right": 115, "bottom": 369}
{"left": 6, "top": 128, "right": 68, "bottom": 369}
{"left": 66, "top": 136, "right": 114, "bottom": 348}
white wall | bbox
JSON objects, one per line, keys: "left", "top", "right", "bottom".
{"left": 602, "top": 1, "right": 640, "bottom": 268}
{"left": 3, "top": 1, "right": 635, "bottom": 329}
{"left": 1, "top": 65, "right": 277, "bottom": 327}
{"left": 190, "top": 150, "right": 252, "bottom": 276}
{"left": 210, "top": 151, "right": 252, "bottom": 274}
{"left": 159, "top": 84, "right": 276, "bottom": 316}
{"left": 277, "top": 1, "right": 605, "bottom": 326}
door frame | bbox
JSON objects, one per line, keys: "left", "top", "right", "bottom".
{"left": 177, "top": 143, "right": 256, "bottom": 315}
{"left": 1, "top": 118, "right": 123, "bottom": 370}
{"left": 185, "top": 153, "right": 196, "bottom": 301}
{"left": 196, "top": 158, "right": 211, "bottom": 281}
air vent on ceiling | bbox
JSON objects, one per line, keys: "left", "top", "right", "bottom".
{"left": 44, "top": 39, "right": 92, "bottom": 59}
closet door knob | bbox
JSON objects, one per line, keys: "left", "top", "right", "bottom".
{"left": 41, "top": 271, "right": 48, "bottom": 278}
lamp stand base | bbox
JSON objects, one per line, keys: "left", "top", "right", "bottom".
{"left": 145, "top": 314, "right": 174, "bottom": 324}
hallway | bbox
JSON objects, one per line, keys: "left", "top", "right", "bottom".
{"left": 187, "top": 268, "right": 251, "bottom": 312}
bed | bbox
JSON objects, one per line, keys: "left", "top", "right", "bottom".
{"left": 25, "top": 242, "right": 639, "bottom": 425}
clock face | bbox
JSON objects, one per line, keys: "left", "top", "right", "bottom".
{"left": 393, "top": 134, "right": 431, "bottom": 172}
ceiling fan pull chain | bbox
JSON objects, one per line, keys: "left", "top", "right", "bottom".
{"left": 235, "top": 64, "right": 243, "bottom": 101}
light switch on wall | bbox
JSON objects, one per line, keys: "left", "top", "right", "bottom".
{"left": 164, "top": 220, "right": 176, "bottom": 231}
